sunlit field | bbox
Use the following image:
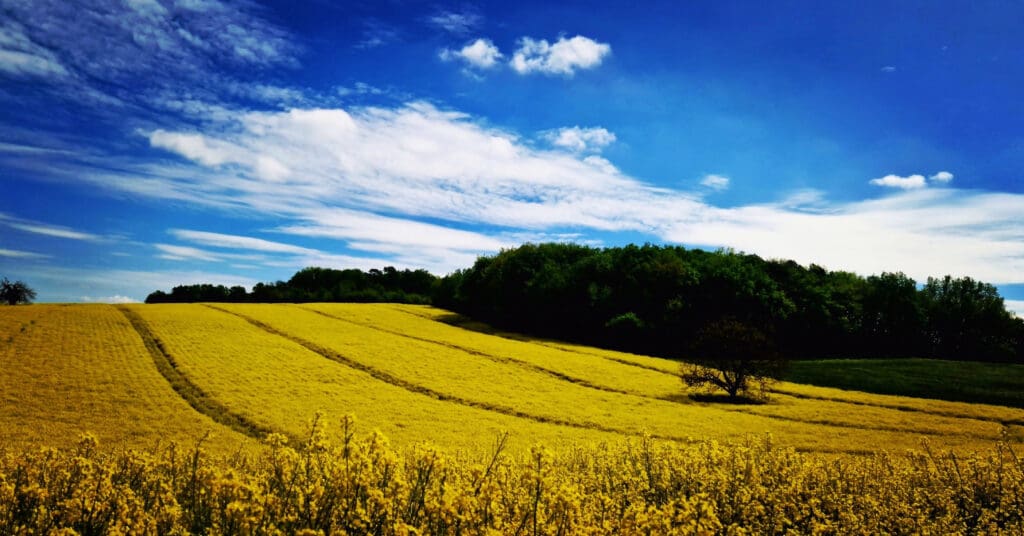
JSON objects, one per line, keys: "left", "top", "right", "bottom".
{"left": 4, "top": 303, "right": 1024, "bottom": 533}
{"left": 0, "top": 305, "right": 253, "bottom": 454}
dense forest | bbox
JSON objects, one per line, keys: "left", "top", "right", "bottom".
{"left": 147, "top": 243, "right": 1024, "bottom": 363}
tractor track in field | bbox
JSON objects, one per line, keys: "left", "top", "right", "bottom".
{"left": 283, "top": 306, "right": 996, "bottom": 444}
{"left": 296, "top": 305, "right": 638, "bottom": 397}
{"left": 386, "top": 305, "right": 684, "bottom": 378}
{"left": 770, "top": 388, "right": 1024, "bottom": 428}
{"left": 203, "top": 304, "right": 698, "bottom": 445}
{"left": 117, "top": 306, "right": 288, "bottom": 443}
{"left": 389, "top": 306, "right": 1024, "bottom": 432}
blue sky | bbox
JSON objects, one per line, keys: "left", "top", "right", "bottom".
{"left": 0, "top": 0, "right": 1022, "bottom": 314}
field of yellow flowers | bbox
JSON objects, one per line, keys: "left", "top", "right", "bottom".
{"left": 4, "top": 302, "right": 1024, "bottom": 533}
{"left": 0, "top": 305, "right": 253, "bottom": 454}
{"left": 2, "top": 418, "right": 1023, "bottom": 535}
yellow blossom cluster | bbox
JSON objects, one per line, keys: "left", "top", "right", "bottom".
{"left": 2, "top": 419, "right": 1023, "bottom": 535}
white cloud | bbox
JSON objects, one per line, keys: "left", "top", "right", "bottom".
{"left": 0, "top": 213, "right": 99, "bottom": 241}
{"left": 545, "top": 126, "right": 616, "bottom": 152}
{"left": 277, "top": 208, "right": 509, "bottom": 253}
{"left": 930, "top": 171, "right": 954, "bottom": 183}
{"left": 881, "top": 65, "right": 896, "bottom": 73}
{"left": 79, "top": 295, "right": 137, "bottom": 304}
{"left": 700, "top": 174, "right": 731, "bottom": 191}
{"left": 36, "top": 99, "right": 1023, "bottom": 286}
{"left": 7, "top": 223, "right": 98, "bottom": 241}
{"left": 429, "top": 9, "right": 482, "bottom": 35}
{"left": 1006, "top": 300, "right": 1024, "bottom": 318}
{"left": 663, "top": 189, "right": 1024, "bottom": 285}
{"left": 148, "top": 129, "right": 240, "bottom": 166}
{"left": 170, "top": 229, "right": 318, "bottom": 255}
{"left": 0, "top": 20, "right": 68, "bottom": 78}
{"left": 869, "top": 174, "right": 927, "bottom": 189}
{"left": 510, "top": 35, "right": 611, "bottom": 76}
{"left": 155, "top": 244, "right": 224, "bottom": 262}
{"left": 440, "top": 38, "right": 502, "bottom": 69}
{"left": 0, "top": 247, "right": 48, "bottom": 259}
{"left": 0, "top": 0, "right": 299, "bottom": 120}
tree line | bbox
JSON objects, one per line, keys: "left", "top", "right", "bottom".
{"left": 145, "top": 266, "right": 436, "bottom": 305}
{"left": 145, "top": 243, "right": 1024, "bottom": 363}
{"left": 437, "top": 243, "right": 1024, "bottom": 363}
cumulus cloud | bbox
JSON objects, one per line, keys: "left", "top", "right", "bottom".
{"left": 700, "top": 174, "right": 731, "bottom": 191}
{"left": 510, "top": 35, "right": 611, "bottom": 76}
{"left": 545, "top": 126, "right": 616, "bottom": 152}
{"left": 870, "top": 171, "right": 955, "bottom": 190}
{"left": 440, "top": 38, "right": 503, "bottom": 69}
{"left": 870, "top": 174, "right": 927, "bottom": 189}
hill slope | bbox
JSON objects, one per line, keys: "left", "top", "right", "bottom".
{"left": 3, "top": 303, "right": 1023, "bottom": 455}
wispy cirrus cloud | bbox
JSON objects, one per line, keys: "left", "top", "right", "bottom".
{"left": 428, "top": 8, "right": 483, "bottom": 35}
{"left": 356, "top": 19, "right": 399, "bottom": 49}
{"left": 0, "top": 213, "right": 100, "bottom": 241}
{"left": 0, "top": 0, "right": 300, "bottom": 122}
{"left": 0, "top": 247, "right": 49, "bottom": 259}
{"left": 0, "top": 19, "right": 68, "bottom": 78}
{"left": 170, "top": 229, "right": 318, "bottom": 255}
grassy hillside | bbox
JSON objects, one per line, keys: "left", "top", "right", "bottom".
{"left": 786, "top": 358, "right": 1024, "bottom": 409}
{"left": 3, "top": 303, "right": 1024, "bottom": 456}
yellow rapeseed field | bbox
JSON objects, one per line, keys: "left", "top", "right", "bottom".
{"left": 325, "top": 303, "right": 1024, "bottom": 444}
{"left": 125, "top": 304, "right": 623, "bottom": 452}
{"left": 6, "top": 302, "right": 1024, "bottom": 533}
{"left": 2, "top": 420, "right": 1023, "bottom": 535}
{"left": 212, "top": 303, "right": 1019, "bottom": 454}
{"left": 0, "top": 304, "right": 252, "bottom": 453}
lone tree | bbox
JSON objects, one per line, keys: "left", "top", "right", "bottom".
{"left": 681, "top": 317, "right": 785, "bottom": 400}
{"left": 1, "top": 277, "right": 37, "bottom": 305}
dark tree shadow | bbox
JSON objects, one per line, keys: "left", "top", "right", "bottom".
{"left": 661, "top": 392, "right": 768, "bottom": 405}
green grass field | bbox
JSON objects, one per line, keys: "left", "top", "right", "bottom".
{"left": 785, "top": 358, "right": 1024, "bottom": 409}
